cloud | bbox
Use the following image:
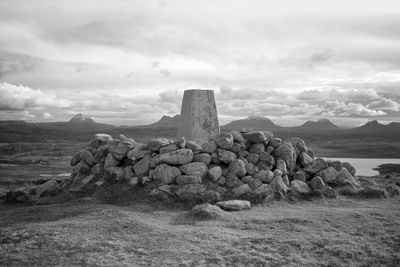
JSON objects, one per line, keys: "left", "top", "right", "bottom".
{"left": 0, "top": 82, "right": 70, "bottom": 110}
{"left": 42, "top": 112, "right": 53, "bottom": 118}
{"left": 367, "top": 98, "right": 399, "bottom": 111}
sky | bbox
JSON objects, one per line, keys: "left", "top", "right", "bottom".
{"left": 0, "top": 0, "right": 400, "bottom": 127}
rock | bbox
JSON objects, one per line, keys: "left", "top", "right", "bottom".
{"left": 245, "top": 163, "right": 258, "bottom": 176}
{"left": 249, "top": 143, "right": 265, "bottom": 154}
{"left": 129, "top": 177, "right": 139, "bottom": 187}
{"left": 282, "top": 175, "right": 290, "bottom": 187}
{"left": 153, "top": 164, "right": 182, "bottom": 184}
{"left": 259, "top": 152, "right": 275, "bottom": 166}
{"left": 247, "top": 153, "right": 259, "bottom": 165}
{"left": 299, "top": 152, "right": 313, "bottom": 167}
{"left": 276, "top": 159, "right": 287, "bottom": 175}
{"left": 230, "top": 130, "right": 246, "bottom": 144}
{"left": 70, "top": 174, "right": 95, "bottom": 193}
{"left": 247, "top": 177, "right": 263, "bottom": 190}
{"left": 123, "top": 166, "right": 135, "bottom": 180}
{"left": 254, "top": 170, "right": 274, "bottom": 183}
{"left": 229, "top": 143, "right": 246, "bottom": 154}
{"left": 342, "top": 162, "right": 356, "bottom": 176}
{"left": 150, "top": 185, "right": 175, "bottom": 200}
{"left": 273, "top": 169, "right": 283, "bottom": 177}
{"left": 243, "top": 131, "right": 269, "bottom": 143}
{"left": 213, "top": 133, "right": 234, "bottom": 149}
{"left": 303, "top": 158, "right": 327, "bottom": 175}
{"left": 133, "top": 154, "right": 151, "bottom": 177}
{"left": 271, "top": 176, "right": 289, "bottom": 194}
{"left": 127, "top": 144, "right": 150, "bottom": 161}
{"left": 104, "top": 153, "right": 120, "bottom": 169}
{"left": 225, "top": 172, "right": 244, "bottom": 187}
{"left": 176, "top": 136, "right": 186, "bottom": 149}
{"left": 179, "top": 162, "right": 208, "bottom": 177}
{"left": 4, "top": 188, "right": 30, "bottom": 203}
{"left": 217, "top": 176, "right": 226, "bottom": 185}
{"left": 326, "top": 160, "right": 342, "bottom": 172}
{"left": 193, "top": 153, "right": 212, "bottom": 165}
{"left": 108, "top": 167, "right": 125, "bottom": 180}
{"left": 211, "top": 152, "right": 220, "bottom": 164}
{"left": 159, "top": 144, "right": 179, "bottom": 154}
{"left": 158, "top": 149, "right": 194, "bottom": 165}
{"left": 232, "top": 184, "right": 252, "bottom": 197}
{"left": 273, "top": 141, "right": 296, "bottom": 174}
{"left": 185, "top": 140, "right": 202, "bottom": 152}
{"left": 238, "top": 150, "right": 249, "bottom": 158}
{"left": 269, "top": 137, "right": 282, "bottom": 148}
{"left": 36, "top": 180, "right": 61, "bottom": 197}
{"left": 201, "top": 140, "right": 217, "bottom": 154}
{"left": 385, "top": 184, "right": 400, "bottom": 197}
{"left": 228, "top": 159, "right": 247, "bottom": 178}
{"left": 94, "top": 133, "right": 113, "bottom": 143}
{"left": 92, "top": 163, "right": 104, "bottom": 175}
{"left": 316, "top": 167, "right": 338, "bottom": 183}
{"left": 290, "top": 180, "right": 311, "bottom": 194}
{"left": 241, "top": 175, "right": 252, "bottom": 184}
{"left": 293, "top": 171, "right": 306, "bottom": 182}
{"left": 208, "top": 166, "right": 222, "bottom": 182}
{"left": 109, "top": 141, "right": 134, "bottom": 160}
{"left": 253, "top": 184, "right": 273, "bottom": 200}
{"left": 357, "top": 186, "right": 388, "bottom": 198}
{"left": 188, "top": 203, "right": 228, "bottom": 220}
{"left": 78, "top": 149, "right": 95, "bottom": 166}
{"left": 319, "top": 186, "right": 338, "bottom": 198}
{"left": 75, "top": 160, "right": 92, "bottom": 174}
{"left": 217, "top": 200, "right": 251, "bottom": 211}
{"left": 176, "top": 184, "right": 206, "bottom": 200}
{"left": 288, "top": 137, "right": 307, "bottom": 156}
{"left": 266, "top": 146, "right": 275, "bottom": 154}
{"left": 176, "top": 175, "right": 202, "bottom": 185}
{"left": 256, "top": 161, "right": 271, "bottom": 171}
{"left": 119, "top": 134, "right": 136, "bottom": 145}
{"left": 147, "top": 138, "right": 171, "bottom": 152}
{"left": 150, "top": 154, "right": 160, "bottom": 168}
{"left": 202, "top": 190, "right": 222, "bottom": 202}
{"left": 335, "top": 168, "right": 359, "bottom": 186}
{"left": 70, "top": 152, "right": 81, "bottom": 166}
{"left": 306, "top": 149, "right": 315, "bottom": 158}
{"left": 217, "top": 148, "right": 237, "bottom": 164}
{"left": 309, "top": 176, "right": 325, "bottom": 191}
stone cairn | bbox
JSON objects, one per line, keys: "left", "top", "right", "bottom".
{"left": 67, "top": 130, "right": 363, "bottom": 203}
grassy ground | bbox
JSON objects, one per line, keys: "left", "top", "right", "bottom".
{"left": 1, "top": 196, "right": 399, "bottom": 266}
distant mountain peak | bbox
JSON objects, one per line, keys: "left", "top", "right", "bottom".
{"left": 69, "top": 113, "right": 95, "bottom": 124}
{"left": 316, "top": 118, "right": 330, "bottom": 123}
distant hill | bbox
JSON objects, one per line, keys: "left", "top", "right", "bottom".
{"left": 147, "top": 115, "right": 180, "bottom": 128}
{"left": 222, "top": 116, "right": 282, "bottom": 131}
{"left": 291, "top": 118, "right": 340, "bottom": 131}
{"left": 350, "top": 120, "right": 400, "bottom": 135}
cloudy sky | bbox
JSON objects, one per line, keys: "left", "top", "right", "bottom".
{"left": 1, "top": 0, "right": 400, "bottom": 127}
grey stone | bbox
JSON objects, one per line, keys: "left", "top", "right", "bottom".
{"left": 290, "top": 180, "right": 311, "bottom": 194}
{"left": 124, "top": 166, "right": 135, "bottom": 180}
{"left": 303, "top": 158, "right": 327, "bottom": 175}
{"left": 217, "top": 148, "right": 237, "bottom": 164}
{"left": 271, "top": 176, "right": 289, "bottom": 194}
{"left": 176, "top": 175, "right": 202, "bottom": 185}
{"left": 158, "top": 149, "right": 194, "bottom": 165}
{"left": 249, "top": 143, "right": 265, "bottom": 154}
{"left": 254, "top": 170, "right": 274, "bottom": 183}
{"left": 228, "top": 159, "right": 247, "bottom": 178}
{"left": 232, "top": 184, "right": 252, "bottom": 197}
{"left": 208, "top": 166, "right": 222, "bottom": 182}
{"left": 245, "top": 163, "right": 258, "bottom": 176}
{"left": 192, "top": 153, "right": 212, "bottom": 165}
{"left": 176, "top": 184, "right": 206, "bottom": 200}
{"left": 159, "top": 144, "right": 179, "bottom": 154}
{"left": 188, "top": 203, "right": 227, "bottom": 220}
{"left": 109, "top": 140, "right": 134, "bottom": 160}
{"left": 104, "top": 153, "right": 120, "bottom": 169}
{"left": 37, "top": 180, "right": 61, "bottom": 197}
{"left": 230, "top": 130, "right": 246, "bottom": 144}
{"left": 293, "top": 171, "right": 306, "bottom": 182}
{"left": 214, "top": 132, "right": 234, "bottom": 149}
{"left": 342, "top": 162, "right": 356, "bottom": 176}
{"left": 225, "top": 172, "right": 244, "bottom": 187}
{"left": 299, "top": 152, "right": 313, "bottom": 167}
{"left": 310, "top": 176, "right": 325, "bottom": 191}
{"left": 256, "top": 161, "right": 271, "bottom": 171}
{"left": 276, "top": 159, "right": 287, "bottom": 175}
{"left": 217, "top": 200, "right": 251, "bottom": 211}
{"left": 108, "top": 167, "right": 125, "bottom": 180}
{"left": 316, "top": 167, "right": 338, "bottom": 183}
{"left": 201, "top": 140, "right": 217, "bottom": 154}
{"left": 185, "top": 140, "right": 203, "bottom": 152}
{"left": 147, "top": 138, "right": 171, "bottom": 152}
{"left": 243, "top": 131, "right": 269, "bottom": 143}
{"left": 269, "top": 137, "right": 282, "bottom": 148}
{"left": 153, "top": 164, "right": 182, "bottom": 184}
{"left": 247, "top": 153, "right": 259, "bottom": 165}
{"left": 129, "top": 177, "right": 139, "bottom": 187}
{"left": 259, "top": 151, "right": 275, "bottom": 166}
{"left": 179, "top": 162, "right": 208, "bottom": 177}
{"left": 273, "top": 141, "right": 296, "bottom": 174}
{"left": 133, "top": 154, "right": 151, "bottom": 177}
{"left": 336, "top": 168, "right": 359, "bottom": 186}
{"left": 326, "top": 160, "right": 342, "bottom": 172}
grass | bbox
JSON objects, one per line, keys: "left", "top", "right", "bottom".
{"left": 0, "top": 196, "right": 399, "bottom": 266}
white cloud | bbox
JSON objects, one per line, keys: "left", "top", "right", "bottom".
{"left": 367, "top": 98, "right": 399, "bottom": 111}
{"left": 42, "top": 112, "right": 53, "bottom": 118}
{"left": 0, "top": 82, "right": 70, "bottom": 110}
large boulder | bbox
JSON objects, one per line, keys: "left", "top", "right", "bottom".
{"left": 316, "top": 167, "right": 338, "bottom": 183}
{"left": 176, "top": 175, "right": 202, "bottom": 185}
{"left": 287, "top": 137, "right": 307, "bottom": 156}
{"left": 152, "top": 164, "right": 182, "bottom": 184}
{"left": 249, "top": 143, "right": 265, "bottom": 154}
{"left": 326, "top": 160, "right": 342, "bottom": 172}
{"left": 159, "top": 144, "right": 179, "bottom": 154}
{"left": 179, "top": 162, "right": 208, "bottom": 177}
{"left": 259, "top": 152, "right": 275, "bottom": 167}
{"left": 342, "top": 162, "right": 356, "bottom": 176}
{"left": 303, "top": 158, "right": 327, "bottom": 175}
{"left": 36, "top": 180, "right": 61, "bottom": 197}
{"left": 230, "top": 130, "right": 246, "bottom": 144}
{"left": 127, "top": 144, "right": 150, "bottom": 161}
{"left": 243, "top": 131, "right": 269, "bottom": 143}
{"left": 254, "top": 170, "right": 274, "bottom": 183}
{"left": 217, "top": 148, "right": 237, "bottom": 164}
{"left": 133, "top": 154, "right": 151, "bottom": 177}
{"left": 78, "top": 149, "right": 95, "bottom": 166}
{"left": 299, "top": 152, "right": 313, "bottom": 167}
{"left": 201, "top": 140, "right": 217, "bottom": 154}
{"left": 335, "top": 168, "right": 359, "bottom": 186}
{"left": 273, "top": 141, "right": 296, "bottom": 174}
{"left": 290, "top": 180, "right": 311, "bottom": 194}
{"left": 246, "top": 153, "right": 259, "bottom": 165}
{"left": 192, "top": 153, "right": 212, "bottom": 165}
{"left": 185, "top": 140, "right": 202, "bottom": 153}
{"left": 309, "top": 176, "right": 325, "bottom": 191}
{"left": 271, "top": 176, "right": 289, "bottom": 194}
{"left": 104, "top": 153, "right": 120, "bottom": 169}
{"left": 225, "top": 172, "right": 244, "bottom": 187}
{"left": 216, "top": 200, "right": 251, "bottom": 211}
{"left": 232, "top": 184, "right": 252, "bottom": 197}
{"left": 214, "top": 133, "right": 234, "bottom": 149}
{"left": 208, "top": 166, "right": 222, "bottom": 182}
{"left": 158, "top": 149, "right": 193, "bottom": 165}
{"left": 147, "top": 138, "right": 171, "bottom": 152}
{"left": 228, "top": 159, "right": 247, "bottom": 178}
{"left": 109, "top": 141, "right": 134, "bottom": 160}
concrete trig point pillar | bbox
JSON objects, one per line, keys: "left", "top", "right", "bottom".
{"left": 177, "top": 89, "right": 220, "bottom": 144}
